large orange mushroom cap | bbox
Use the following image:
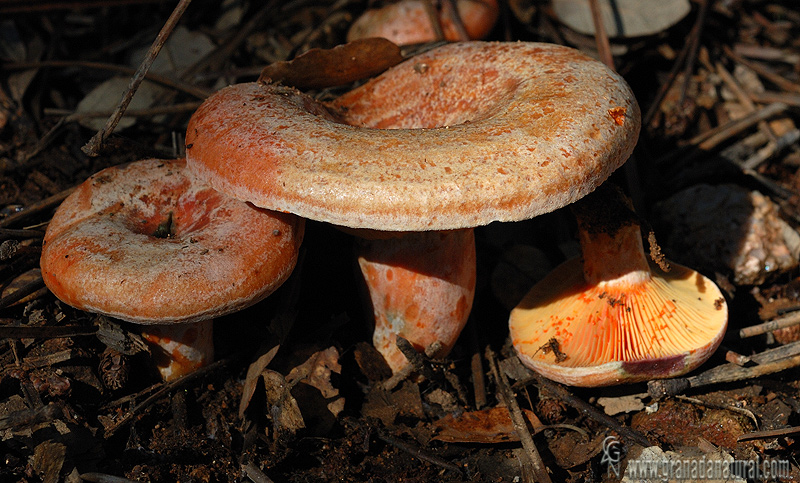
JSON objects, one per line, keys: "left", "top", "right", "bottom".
{"left": 509, "top": 186, "right": 728, "bottom": 387}
{"left": 184, "top": 41, "right": 640, "bottom": 232}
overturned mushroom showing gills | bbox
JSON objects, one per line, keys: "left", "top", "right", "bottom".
{"left": 509, "top": 185, "right": 728, "bottom": 387}
{"left": 40, "top": 158, "right": 304, "bottom": 381}
{"left": 184, "top": 41, "right": 640, "bottom": 373}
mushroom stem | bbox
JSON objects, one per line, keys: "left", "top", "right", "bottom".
{"left": 574, "top": 205, "right": 651, "bottom": 286}
{"left": 139, "top": 320, "right": 214, "bottom": 381}
{"left": 357, "top": 229, "right": 476, "bottom": 374}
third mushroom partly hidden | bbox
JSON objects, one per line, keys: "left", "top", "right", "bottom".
{"left": 509, "top": 184, "right": 729, "bottom": 387}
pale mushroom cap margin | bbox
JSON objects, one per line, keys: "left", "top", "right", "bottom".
{"left": 185, "top": 41, "right": 641, "bottom": 231}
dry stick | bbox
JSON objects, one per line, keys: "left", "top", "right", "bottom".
{"left": 715, "top": 61, "right": 778, "bottom": 144}
{"left": 713, "top": 62, "right": 800, "bottom": 171}
{"left": 441, "top": 0, "right": 470, "bottom": 41}
{"left": 676, "top": 0, "right": 710, "bottom": 108}
{"left": 739, "top": 311, "right": 800, "bottom": 338}
{"left": 751, "top": 91, "right": 800, "bottom": 107}
{"left": 738, "top": 426, "right": 800, "bottom": 443}
{"left": 588, "top": 0, "right": 614, "bottom": 69}
{"left": 2, "top": 60, "right": 212, "bottom": 99}
{"left": 648, "top": 354, "right": 800, "bottom": 400}
{"left": 0, "top": 186, "right": 76, "bottom": 228}
{"left": 725, "top": 45, "right": 800, "bottom": 95}
{"left": 643, "top": 0, "right": 707, "bottom": 126}
{"left": 0, "top": 325, "right": 98, "bottom": 339}
{"left": 49, "top": 101, "right": 204, "bottom": 123}
{"left": 103, "top": 357, "right": 230, "bottom": 438}
{"left": 654, "top": 101, "right": 789, "bottom": 169}
{"left": 0, "top": 276, "right": 45, "bottom": 309}
{"left": 82, "top": 0, "right": 193, "bottom": 156}
{"left": 376, "top": 429, "right": 464, "bottom": 476}
{"left": 741, "top": 128, "right": 800, "bottom": 170}
{"left": 468, "top": 319, "right": 487, "bottom": 409}
{"left": 642, "top": 32, "right": 692, "bottom": 127}
{"left": 241, "top": 462, "right": 275, "bottom": 483}
{"left": 486, "top": 348, "right": 552, "bottom": 483}
{"left": 421, "top": 0, "right": 446, "bottom": 41}
{"left": 0, "top": 228, "right": 45, "bottom": 239}
{"left": 733, "top": 43, "right": 800, "bottom": 65}
{"left": 675, "top": 395, "right": 759, "bottom": 428}
{"left": 513, "top": 369, "right": 652, "bottom": 448}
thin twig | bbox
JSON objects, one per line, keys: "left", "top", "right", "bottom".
{"left": 82, "top": 0, "right": 193, "bottom": 156}
{"left": 487, "top": 348, "right": 552, "bottom": 483}
{"left": 588, "top": 0, "right": 614, "bottom": 69}
{"left": 377, "top": 428, "right": 464, "bottom": 476}
{"left": 0, "top": 275, "right": 44, "bottom": 309}
{"left": 103, "top": 357, "right": 230, "bottom": 438}
{"left": 725, "top": 45, "right": 800, "bottom": 95}
{"left": 738, "top": 426, "right": 800, "bottom": 443}
{"left": 441, "top": 0, "right": 469, "bottom": 41}
{"left": 740, "top": 311, "right": 800, "bottom": 338}
{"left": 46, "top": 101, "right": 203, "bottom": 123}
{"left": 677, "top": 0, "right": 710, "bottom": 108}
{"left": 0, "top": 186, "right": 76, "bottom": 228}
{"left": 675, "top": 395, "right": 759, "bottom": 429}
{"left": 421, "top": 0, "right": 446, "bottom": 41}
{"left": 648, "top": 354, "right": 800, "bottom": 399}
{"left": 2, "top": 60, "right": 212, "bottom": 99}
{"left": 512, "top": 367, "right": 652, "bottom": 448}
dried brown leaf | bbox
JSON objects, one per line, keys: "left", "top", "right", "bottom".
{"left": 431, "top": 407, "right": 543, "bottom": 443}
{"left": 259, "top": 38, "right": 404, "bottom": 90}
{"left": 286, "top": 346, "right": 341, "bottom": 399}
{"left": 238, "top": 343, "right": 280, "bottom": 417}
{"left": 263, "top": 369, "right": 305, "bottom": 437}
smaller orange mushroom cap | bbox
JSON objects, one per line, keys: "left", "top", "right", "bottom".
{"left": 509, "top": 186, "right": 728, "bottom": 387}
{"left": 40, "top": 158, "right": 304, "bottom": 324}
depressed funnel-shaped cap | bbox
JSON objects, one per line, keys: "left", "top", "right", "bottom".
{"left": 185, "top": 41, "right": 640, "bottom": 231}
{"left": 40, "top": 158, "right": 304, "bottom": 324}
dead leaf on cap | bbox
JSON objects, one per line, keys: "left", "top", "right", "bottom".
{"left": 431, "top": 407, "right": 543, "bottom": 443}
{"left": 259, "top": 38, "right": 405, "bottom": 90}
